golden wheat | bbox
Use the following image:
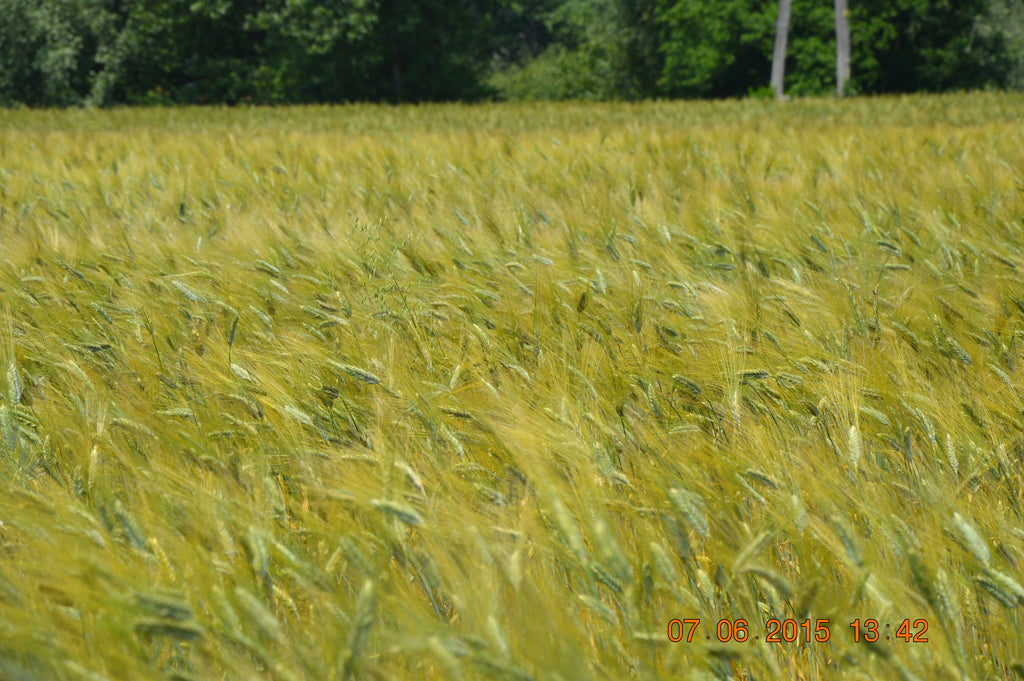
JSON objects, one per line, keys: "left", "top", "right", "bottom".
{"left": 0, "top": 93, "right": 1023, "bottom": 680}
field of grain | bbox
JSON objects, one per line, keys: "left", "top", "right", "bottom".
{"left": 1, "top": 94, "right": 1024, "bottom": 681}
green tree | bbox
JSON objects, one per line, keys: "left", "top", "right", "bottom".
{"left": 239, "top": 0, "right": 380, "bottom": 103}
{"left": 656, "top": 0, "right": 777, "bottom": 98}
{"left": 981, "top": 0, "right": 1024, "bottom": 89}
{"left": 488, "top": 0, "right": 659, "bottom": 100}
{"left": 653, "top": 0, "right": 1012, "bottom": 98}
{"left": 372, "top": 0, "right": 495, "bottom": 102}
{"left": 850, "top": 0, "right": 1010, "bottom": 93}
{"left": 0, "top": 0, "right": 1016, "bottom": 106}
{"left": 0, "top": 0, "right": 130, "bottom": 106}
{"left": 0, "top": 0, "right": 498, "bottom": 106}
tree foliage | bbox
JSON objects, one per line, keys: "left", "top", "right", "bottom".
{"left": 653, "top": 0, "right": 1012, "bottom": 99}
{"left": 0, "top": 0, "right": 1017, "bottom": 107}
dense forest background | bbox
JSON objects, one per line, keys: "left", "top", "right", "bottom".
{"left": 1, "top": 0, "right": 1022, "bottom": 107}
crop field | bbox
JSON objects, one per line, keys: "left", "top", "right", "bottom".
{"left": 1, "top": 94, "right": 1024, "bottom": 681}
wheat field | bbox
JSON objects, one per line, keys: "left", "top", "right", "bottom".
{"left": 2, "top": 94, "right": 1024, "bottom": 681}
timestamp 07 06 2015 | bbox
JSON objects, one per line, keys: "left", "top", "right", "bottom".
{"left": 667, "top": 618, "right": 930, "bottom": 644}
{"left": 667, "top": 619, "right": 831, "bottom": 644}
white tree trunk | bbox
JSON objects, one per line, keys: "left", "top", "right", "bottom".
{"left": 771, "top": 0, "right": 793, "bottom": 99}
{"left": 835, "top": 0, "right": 851, "bottom": 95}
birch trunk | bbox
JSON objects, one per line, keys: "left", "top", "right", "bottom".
{"left": 835, "top": 0, "right": 851, "bottom": 95}
{"left": 771, "top": 0, "right": 793, "bottom": 99}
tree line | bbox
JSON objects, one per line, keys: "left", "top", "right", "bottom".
{"left": 1, "top": 0, "right": 1021, "bottom": 107}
